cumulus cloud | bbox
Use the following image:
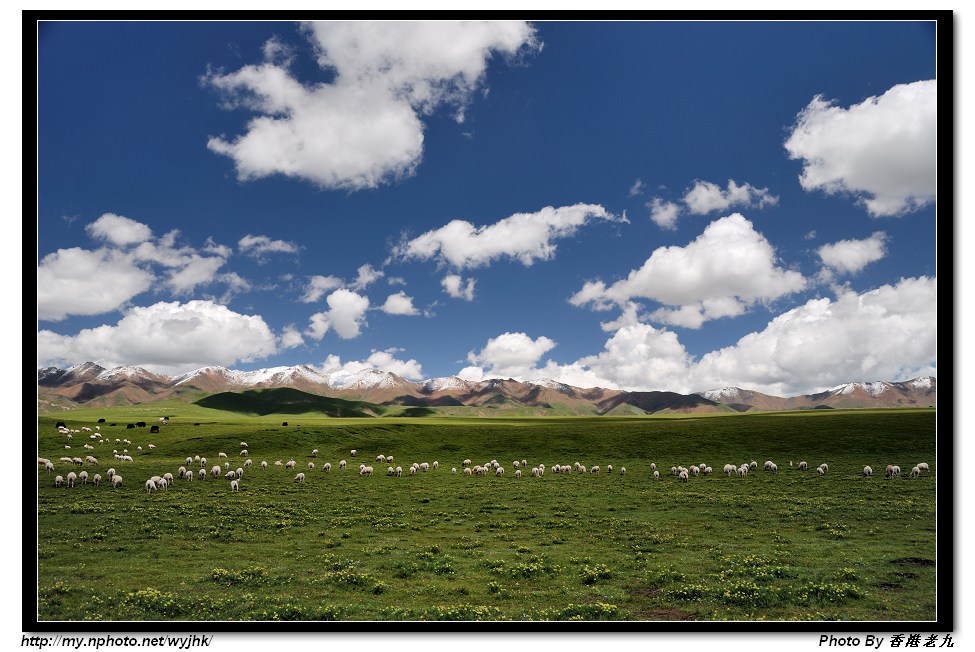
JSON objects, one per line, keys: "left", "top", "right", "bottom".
{"left": 304, "top": 289, "right": 370, "bottom": 341}
{"left": 300, "top": 275, "right": 344, "bottom": 303}
{"left": 350, "top": 263, "right": 384, "bottom": 291}
{"left": 570, "top": 214, "right": 806, "bottom": 328}
{"left": 381, "top": 291, "right": 419, "bottom": 316}
{"left": 817, "top": 231, "right": 889, "bottom": 275}
{"left": 204, "top": 21, "right": 539, "bottom": 190}
{"left": 647, "top": 197, "right": 681, "bottom": 230}
{"left": 394, "top": 204, "right": 622, "bottom": 269}
{"left": 682, "top": 179, "right": 778, "bottom": 215}
{"left": 459, "top": 332, "right": 557, "bottom": 381}
{"left": 441, "top": 274, "right": 476, "bottom": 301}
{"left": 691, "top": 276, "right": 937, "bottom": 395}
{"left": 165, "top": 255, "right": 227, "bottom": 295}
{"left": 316, "top": 348, "right": 424, "bottom": 380}
{"left": 36, "top": 300, "right": 279, "bottom": 374}
{"left": 279, "top": 324, "right": 305, "bottom": 349}
{"left": 238, "top": 234, "right": 300, "bottom": 259}
{"left": 784, "top": 79, "right": 937, "bottom": 217}
{"left": 628, "top": 179, "right": 645, "bottom": 197}
{"left": 37, "top": 247, "right": 155, "bottom": 321}
{"left": 84, "top": 213, "right": 154, "bottom": 246}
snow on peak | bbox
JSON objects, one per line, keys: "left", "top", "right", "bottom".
{"left": 526, "top": 378, "right": 573, "bottom": 392}
{"left": 911, "top": 376, "right": 934, "bottom": 389}
{"left": 328, "top": 368, "right": 405, "bottom": 390}
{"left": 828, "top": 381, "right": 891, "bottom": 397}
{"left": 423, "top": 376, "right": 470, "bottom": 393}
{"left": 700, "top": 387, "right": 741, "bottom": 401}
{"left": 96, "top": 366, "right": 154, "bottom": 381}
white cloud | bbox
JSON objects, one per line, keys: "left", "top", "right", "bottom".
{"left": 205, "top": 21, "right": 539, "bottom": 190}
{"left": 279, "top": 324, "right": 305, "bottom": 349}
{"left": 395, "top": 203, "right": 622, "bottom": 269}
{"left": 570, "top": 214, "right": 806, "bottom": 328}
{"left": 36, "top": 300, "right": 279, "bottom": 375}
{"left": 301, "top": 275, "right": 345, "bottom": 303}
{"left": 164, "top": 255, "right": 227, "bottom": 295}
{"left": 325, "top": 289, "right": 370, "bottom": 339}
{"left": 691, "top": 276, "right": 937, "bottom": 395}
{"left": 784, "top": 79, "right": 937, "bottom": 217}
{"left": 682, "top": 179, "right": 778, "bottom": 215}
{"left": 817, "top": 231, "right": 889, "bottom": 275}
{"left": 441, "top": 274, "right": 476, "bottom": 301}
{"left": 238, "top": 233, "right": 299, "bottom": 258}
{"left": 304, "top": 312, "right": 331, "bottom": 341}
{"left": 350, "top": 263, "right": 384, "bottom": 291}
{"left": 214, "top": 272, "right": 253, "bottom": 304}
{"left": 628, "top": 179, "right": 645, "bottom": 197}
{"left": 463, "top": 332, "right": 557, "bottom": 380}
{"left": 84, "top": 213, "right": 153, "bottom": 246}
{"left": 381, "top": 291, "right": 419, "bottom": 316}
{"left": 316, "top": 348, "right": 424, "bottom": 380}
{"left": 37, "top": 247, "right": 155, "bottom": 321}
{"left": 647, "top": 197, "right": 681, "bottom": 230}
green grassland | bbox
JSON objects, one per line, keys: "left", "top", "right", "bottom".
{"left": 35, "top": 407, "right": 938, "bottom": 622}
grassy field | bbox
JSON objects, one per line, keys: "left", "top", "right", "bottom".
{"left": 34, "top": 407, "right": 938, "bottom": 622}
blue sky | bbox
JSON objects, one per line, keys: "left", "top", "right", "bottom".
{"left": 35, "top": 19, "right": 939, "bottom": 396}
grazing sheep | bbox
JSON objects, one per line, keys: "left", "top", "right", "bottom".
{"left": 387, "top": 466, "right": 395, "bottom": 476}
{"left": 240, "top": 442, "right": 248, "bottom": 448}
{"left": 244, "top": 459, "right": 253, "bottom": 468}
{"left": 410, "top": 465, "right": 418, "bottom": 475}
{"left": 230, "top": 479, "right": 239, "bottom": 492}
{"left": 819, "top": 463, "right": 829, "bottom": 473}
{"left": 185, "top": 471, "right": 194, "bottom": 482}
{"left": 274, "top": 460, "right": 283, "bottom": 467}
{"left": 620, "top": 467, "right": 626, "bottom": 475}
{"left": 163, "top": 472, "right": 174, "bottom": 484}
{"left": 55, "top": 475, "right": 64, "bottom": 487}
{"left": 308, "top": 462, "right": 315, "bottom": 470}
{"left": 294, "top": 472, "right": 305, "bottom": 483}
{"left": 817, "top": 467, "right": 826, "bottom": 476}
{"left": 513, "top": 460, "right": 520, "bottom": 468}
{"left": 495, "top": 467, "right": 505, "bottom": 477}
{"left": 515, "top": 469, "right": 522, "bottom": 478}
{"left": 145, "top": 479, "right": 157, "bottom": 494}
{"left": 396, "top": 466, "right": 403, "bottom": 477}
{"left": 235, "top": 467, "right": 244, "bottom": 479}
{"left": 79, "top": 470, "right": 89, "bottom": 484}
{"left": 218, "top": 452, "right": 228, "bottom": 458}
{"left": 377, "top": 454, "right": 386, "bottom": 463}
{"left": 312, "top": 449, "right": 320, "bottom": 457}
{"left": 723, "top": 463, "right": 736, "bottom": 476}
{"left": 351, "top": 449, "right": 357, "bottom": 457}
{"left": 463, "top": 459, "right": 472, "bottom": 467}
{"left": 286, "top": 460, "right": 296, "bottom": 469}
{"left": 768, "top": 463, "right": 778, "bottom": 474}
{"left": 910, "top": 466, "right": 921, "bottom": 478}
{"left": 737, "top": 466, "right": 748, "bottom": 478}
{"left": 211, "top": 465, "right": 222, "bottom": 478}
{"left": 224, "top": 462, "right": 230, "bottom": 469}
{"left": 590, "top": 466, "right": 600, "bottom": 475}
{"left": 763, "top": 460, "right": 774, "bottom": 471}
{"left": 198, "top": 468, "right": 207, "bottom": 480}
{"left": 433, "top": 461, "right": 439, "bottom": 470}
{"left": 653, "top": 470, "right": 660, "bottom": 480}
{"left": 339, "top": 460, "right": 347, "bottom": 469}
{"left": 679, "top": 470, "right": 689, "bottom": 482}
{"left": 92, "top": 473, "right": 101, "bottom": 486}
{"left": 178, "top": 466, "right": 187, "bottom": 478}
{"left": 917, "top": 462, "right": 929, "bottom": 473}
{"left": 111, "top": 475, "right": 123, "bottom": 488}
{"left": 670, "top": 466, "right": 678, "bottom": 476}
{"left": 240, "top": 449, "right": 248, "bottom": 456}
{"left": 186, "top": 457, "right": 194, "bottom": 466}
{"left": 359, "top": 466, "right": 373, "bottom": 476}
{"left": 452, "top": 467, "right": 457, "bottom": 474}
{"left": 261, "top": 461, "right": 268, "bottom": 470}
{"left": 531, "top": 467, "right": 541, "bottom": 477}
{"left": 226, "top": 471, "right": 237, "bottom": 480}
{"left": 797, "top": 461, "right": 808, "bottom": 470}
{"left": 863, "top": 465, "right": 873, "bottom": 477}
{"left": 157, "top": 477, "right": 169, "bottom": 491}
{"left": 200, "top": 457, "right": 207, "bottom": 466}
{"left": 690, "top": 465, "right": 699, "bottom": 476}
{"left": 464, "top": 467, "right": 473, "bottom": 477}
{"left": 44, "top": 461, "right": 55, "bottom": 473}
{"left": 66, "top": 471, "right": 77, "bottom": 487}
{"left": 106, "top": 468, "right": 116, "bottom": 478}
{"left": 323, "top": 462, "right": 332, "bottom": 472}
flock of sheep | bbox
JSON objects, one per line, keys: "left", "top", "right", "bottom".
{"left": 39, "top": 422, "right": 933, "bottom": 495}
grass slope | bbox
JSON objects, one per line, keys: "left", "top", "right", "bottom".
{"left": 35, "top": 409, "right": 938, "bottom": 622}
{"left": 193, "top": 388, "right": 387, "bottom": 418}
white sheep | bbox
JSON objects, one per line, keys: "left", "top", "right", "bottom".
{"left": 226, "top": 471, "right": 237, "bottom": 480}
{"left": 768, "top": 462, "right": 778, "bottom": 474}
{"left": 211, "top": 465, "right": 222, "bottom": 477}
{"left": 294, "top": 472, "right": 305, "bottom": 483}
{"left": 224, "top": 462, "right": 230, "bottom": 469}
{"left": 419, "top": 462, "right": 430, "bottom": 472}
{"left": 451, "top": 467, "right": 457, "bottom": 474}
{"left": 396, "top": 466, "right": 403, "bottom": 477}
{"left": 194, "top": 455, "right": 201, "bottom": 462}
{"left": 433, "top": 461, "right": 439, "bottom": 470}
{"left": 464, "top": 467, "right": 473, "bottom": 477}
{"left": 308, "top": 462, "right": 315, "bottom": 470}
{"left": 723, "top": 463, "right": 736, "bottom": 476}
{"left": 157, "top": 477, "right": 169, "bottom": 491}
{"left": 240, "top": 449, "right": 248, "bottom": 456}
{"left": 763, "top": 460, "right": 774, "bottom": 471}
{"left": 863, "top": 465, "right": 873, "bottom": 477}
{"left": 54, "top": 475, "right": 64, "bottom": 487}
{"left": 386, "top": 455, "right": 394, "bottom": 463}
{"left": 514, "top": 469, "right": 522, "bottom": 478}
{"left": 819, "top": 463, "right": 829, "bottom": 473}
{"left": 79, "top": 470, "right": 89, "bottom": 484}
{"left": 230, "top": 479, "right": 239, "bottom": 492}
{"left": 323, "top": 462, "right": 332, "bottom": 472}
{"left": 495, "top": 467, "right": 505, "bottom": 477}
{"left": 910, "top": 466, "right": 921, "bottom": 479}
{"left": 749, "top": 461, "right": 758, "bottom": 470}
{"left": 65, "top": 471, "right": 77, "bottom": 487}
{"left": 798, "top": 461, "right": 808, "bottom": 470}
{"left": 531, "top": 467, "right": 541, "bottom": 477}
{"left": 145, "top": 479, "right": 157, "bottom": 494}
{"left": 607, "top": 464, "right": 613, "bottom": 474}
{"left": 377, "top": 454, "right": 386, "bottom": 462}
{"left": 148, "top": 444, "right": 156, "bottom": 450}
{"left": 286, "top": 460, "right": 296, "bottom": 469}
{"left": 620, "top": 467, "right": 626, "bottom": 475}
{"left": 360, "top": 466, "right": 373, "bottom": 476}
{"left": 244, "top": 459, "right": 253, "bottom": 468}
{"left": 590, "top": 466, "right": 600, "bottom": 475}
{"left": 690, "top": 465, "right": 699, "bottom": 476}
{"left": 45, "top": 461, "right": 55, "bottom": 473}
{"left": 463, "top": 459, "right": 472, "bottom": 467}
{"left": 185, "top": 471, "right": 194, "bottom": 482}
{"left": 274, "top": 460, "right": 283, "bottom": 467}
{"left": 163, "top": 472, "right": 174, "bottom": 484}
{"left": 737, "top": 465, "right": 748, "bottom": 478}
{"left": 917, "top": 462, "right": 929, "bottom": 473}
{"left": 235, "top": 467, "right": 244, "bottom": 478}
{"left": 679, "top": 470, "right": 689, "bottom": 482}
{"left": 817, "top": 466, "right": 826, "bottom": 476}
{"left": 111, "top": 475, "right": 123, "bottom": 488}
{"left": 218, "top": 452, "right": 228, "bottom": 458}
{"left": 339, "top": 460, "right": 347, "bottom": 469}
{"left": 240, "top": 441, "right": 248, "bottom": 448}
{"left": 186, "top": 457, "right": 194, "bottom": 466}
{"left": 92, "top": 473, "right": 101, "bottom": 486}
{"left": 350, "top": 449, "right": 357, "bottom": 457}
{"left": 198, "top": 468, "right": 207, "bottom": 481}
{"left": 261, "top": 461, "right": 268, "bottom": 470}
{"left": 387, "top": 466, "right": 395, "bottom": 476}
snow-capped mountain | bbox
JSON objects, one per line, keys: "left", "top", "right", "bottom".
{"left": 37, "top": 362, "right": 937, "bottom": 415}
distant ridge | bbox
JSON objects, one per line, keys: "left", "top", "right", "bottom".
{"left": 36, "top": 362, "right": 937, "bottom": 416}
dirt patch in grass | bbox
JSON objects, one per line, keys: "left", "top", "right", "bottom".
{"left": 875, "top": 582, "right": 905, "bottom": 591}
{"left": 890, "top": 557, "right": 935, "bottom": 567}
{"left": 628, "top": 587, "right": 661, "bottom": 598}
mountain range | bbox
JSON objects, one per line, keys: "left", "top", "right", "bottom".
{"left": 36, "top": 362, "right": 937, "bottom": 416}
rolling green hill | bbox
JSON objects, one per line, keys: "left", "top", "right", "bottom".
{"left": 193, "top": 387, "right": 388, "bottom": 418}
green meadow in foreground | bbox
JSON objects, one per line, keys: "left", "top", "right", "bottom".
{"left": 35, "top": 408, "right": 937, "bottom": 622}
